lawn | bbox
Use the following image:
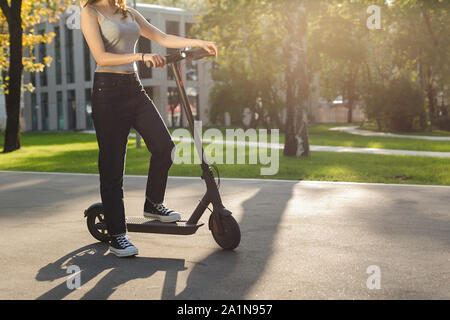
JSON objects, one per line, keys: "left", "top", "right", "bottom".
{"left": 1, "top": 130, "right": 449, "bottom": 186}
{"left": 178, "top": 123, "right": 450, "bottom": 152}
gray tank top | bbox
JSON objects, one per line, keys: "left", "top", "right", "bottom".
{"left": 88, "top": 5, "right": 141, "bottom": 73}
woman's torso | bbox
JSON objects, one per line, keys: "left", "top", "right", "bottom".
{"left": 88, "top": 5, "right": 141, "bottom": 74}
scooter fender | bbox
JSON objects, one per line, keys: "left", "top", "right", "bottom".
{"left": 208, "top": 206, "right": 232, "bottom": 235}
{"left": 217, "top": 206, "right": 232, "bottom": 217}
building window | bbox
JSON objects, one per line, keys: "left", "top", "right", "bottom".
{"left": 31, "top": 93, "right": 38, "bottom": 131}
{"left": 57, "top": 91, "right": 64, "bottom": 130}
{"left": 30, "top": 70, "right": 36, "bottom": 88}
{"left": 67, "top": 90, "right": 76, "bottom": 130}
{"left": 186, "top": 87, "right": 199, "bottom": 120}
{"left": 167, "top": 87, "right": 181, "bottom": 128}
{"left": 40, "top": 92, "right": 49, "bottom": 130}
{"left": 85, "top": 88, "right": 93, "bottom": 130}
{"left": 65, "top": 25, "right": 75, "bottom": 83}
{"left": 138, "top": 39, "right": 152, "bottom": 78}
{"left": 166, "top": 20, "right": 180, "bottom": 36}
{"left": 54, "top": 25, "right": 62, "bottom": 85}
{"left": 166, "top": 21, "right": 180, "bottom": 80}
{"left": 184, "top": 23, "right": 198, "bottom": 81}
{"left": 136, "top": 18, "right": 152, "bottom": 79}
{"left": 83, "top": 37, "right": 91, "bottom": 82}
{"left": 185, "top": 60, "right": 198, "bottom": 81}
{"left": 38, "top": 28, "right": 48, "bottom": 87}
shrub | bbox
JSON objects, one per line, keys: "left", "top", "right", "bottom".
{"left": 435, "top": 116, "right": 450, "bottom": 131}
{"left": 362, "top": 77, "right": 425, "bottom": 132}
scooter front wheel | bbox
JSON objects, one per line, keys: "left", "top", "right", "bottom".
{"left": 209, "top": 214, "right": 241, "bottom": 250}
{"left": 86, "top": 204, "right": 110, "bottom": 243}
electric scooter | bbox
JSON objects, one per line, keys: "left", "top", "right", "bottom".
{"left": 84, "top": 47, "right": 241, "bottom": 250}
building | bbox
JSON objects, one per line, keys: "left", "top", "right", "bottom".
{"left": 0, "top": 91, "right": 25, "bottom": 131}
{"left": 21, "top": 3, "right": 213, "bottom": 132}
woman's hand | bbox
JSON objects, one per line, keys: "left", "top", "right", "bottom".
{"left": 196, "top": 40, "right": 218, "bottom": 58}
{"left": 142, "top": 53, "right": 167, "bottom": 68}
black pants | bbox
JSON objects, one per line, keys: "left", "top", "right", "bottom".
{"left": 91, "top": 71, "right": 175, "bottom": 236}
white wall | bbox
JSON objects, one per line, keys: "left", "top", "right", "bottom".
{"left": 0, "top": 93, "right": 5, "bottom": 130}
{"left": 0, "top": 92, "right": 26, "bottom": 131}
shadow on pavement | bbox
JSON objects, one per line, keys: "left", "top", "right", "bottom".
{"left": 35, "top": 180, "right": 296, "bottom": 300}
{"left": 35, "top": 243, "right": 187, "bottom": 300}
{"left": 175, "top": 181, "right": 296, "bottom": 299}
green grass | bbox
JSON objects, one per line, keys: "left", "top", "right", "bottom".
{"left": 307, "top": 124, "right": 450, "bottom": 152}
{"left": 1, "top": 131, "right": 449, "bottom": 186}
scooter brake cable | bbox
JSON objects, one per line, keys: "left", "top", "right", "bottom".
{"left": 179, "top": 58, "right": 195, "bottom": 87}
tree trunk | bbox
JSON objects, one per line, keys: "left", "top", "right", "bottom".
{"left": 283, "top": 70, "right": 297, "bottom": 156}
{"left": 346, "top": 66, "right": 359, "bottom": 124}
{"left": 426, "top": 67, "right": 436, "bottom": 124}
{"left": 2, "top": 0, "right": 23, "bottom": 153}
{"left": 376, "top": 119, "right": 382, "bottom": 131}
{"left": 347, "top": 101, "right": 353, "bottom": 123}
{"left": 282, "top": 0, "right": 310, "bottom": 158}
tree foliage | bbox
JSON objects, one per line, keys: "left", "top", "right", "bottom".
{"left": 1, "top": 0, "right": 72, "bottom": 152}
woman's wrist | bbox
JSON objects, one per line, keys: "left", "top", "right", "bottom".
{"left": 135, "top": 53, "right": 143, "bottom": 62}
{"left": 191, "top": 39, "right": 203, "bottom": 47}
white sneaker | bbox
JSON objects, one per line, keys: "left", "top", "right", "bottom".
{"left": 143, "top": 200, "right": 181, "bottom": 223}
{"left": 109, "top": 234, "right": 138, "bottom": 257}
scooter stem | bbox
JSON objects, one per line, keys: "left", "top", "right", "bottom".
{"left": 169, "top": 62, "right": 228, "bottom": 223}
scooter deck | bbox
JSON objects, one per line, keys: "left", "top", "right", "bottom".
{"left": 125, "top": 216, "right": 204, "bottom": 235}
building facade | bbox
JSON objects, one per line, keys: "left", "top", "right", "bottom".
{"left": 21, "top": 3, "right": 213, "bottom": 132}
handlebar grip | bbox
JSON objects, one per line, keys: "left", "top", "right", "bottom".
{"left": 144, "top": 52, "right": 181, "bottom": 68}
{"left": 143, "top": 47, "right": 215, "bottom": 68}
{"left": 186, "top": 47, "right": 216, "bottom": 60}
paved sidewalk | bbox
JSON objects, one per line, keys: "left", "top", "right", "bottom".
{"left": 0, "top": 170, "right": 449, "bottom": 299}
{"left": 172, "top": 136, "right": 450, "bottom": 158}
{"left": 329, "top": 126, "right": 450, "bottom": 141}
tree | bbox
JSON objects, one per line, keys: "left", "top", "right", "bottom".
{"left": 309, "top": 0, "right": 371, "bottom": 124}
{"left": 361, "top": 0, "right": 450, "bottom": 129}
{"left": 190, "top": 0, "right": 286, "bottom": 129}
{"left": 362, "top": 76, "right": 425, "bottom": 132}
{"left": 389, "top": 0, "right": 450, "bottom": 126}
{"left": 0, "top": 0, "right": 72, "bottom": 153}
{"left": 192, "top": 0, "right": 314, "bottom": 157}
{"left": 281, "top": 0, "right": 311, "bottom": 157}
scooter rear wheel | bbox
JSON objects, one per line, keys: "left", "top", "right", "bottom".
{"left": 209, "top": 214, "right": 241, "bottom": 250}
{"left": 86, "top": 205, "right": 110, "bottom": 243}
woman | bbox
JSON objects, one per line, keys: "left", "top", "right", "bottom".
{"left": 80, "top": 0, "right": 218, "bottom": 258}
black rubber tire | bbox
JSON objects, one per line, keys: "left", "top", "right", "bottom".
{"left": 86, "top": 206, "right": 110, "bottom": 243}
{"left": 209, "top": 214, "right": 241, "bottom": 250}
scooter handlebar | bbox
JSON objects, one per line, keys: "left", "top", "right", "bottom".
{"left": 144, "top": 47, "right": 215, "bottom": 68}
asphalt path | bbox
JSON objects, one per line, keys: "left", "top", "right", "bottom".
{"left": 0, "top": 171, "right": 448, "bottom": 299}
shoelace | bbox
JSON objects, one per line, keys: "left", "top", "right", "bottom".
{"left": 115, "top": 235, "right": 132, "bottom": 248}
{"left": 155, "top": 203, "right": 175, "bottom": 216}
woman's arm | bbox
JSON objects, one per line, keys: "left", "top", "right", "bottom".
{"left": 81, "top": 6, "right": 142, "bottom": 67}
{"left": 128, "top": 7, "right": 218, "bottom": 58}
